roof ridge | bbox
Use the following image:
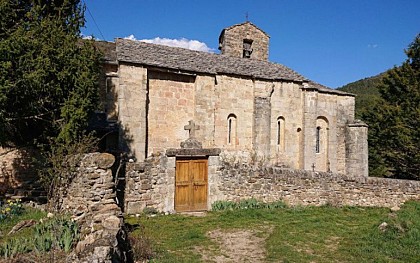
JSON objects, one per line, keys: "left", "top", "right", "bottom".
{"left": 222, "top": 21, "right": 270, "bottom": 37}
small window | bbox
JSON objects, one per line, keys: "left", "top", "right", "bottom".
{"left": 227, "top": 114, "right": 237, "bottom": 145}
{"left": 276, "top": 117, "right": 285, "bottom": 151}
{"left": 316, "top": 126, "right": 321, "bottom": 153}
{"left": 243, "top": 39, "right": 253, "bottom": 58}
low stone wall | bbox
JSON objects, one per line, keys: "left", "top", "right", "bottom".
{"left": 125, "top": 154, "right": 174, "bottom": 214}
{"left": 125, "top": 154, "right": 420, "bottom": 214}
{"left": 217, "top": 164, "right": 420, "bottom": 208}
{"left": 61, "top": 152, "right": 129, "bottom": 263}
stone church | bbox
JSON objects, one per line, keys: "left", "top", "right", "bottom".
{"left": 97, "top": 22, "right": 368, "bottom": 177}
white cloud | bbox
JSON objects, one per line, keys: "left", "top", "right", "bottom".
{"left": 368, "top": 44, "right": 379, "bottom": 48}
{"left": 125, "top": 34, "right": 137, "bottom": 41}
{"left": 124, "top": 35, "right": 214, "bottom": 53}
{"left": 80, "top": 33, "right": 95, "bottom": 40}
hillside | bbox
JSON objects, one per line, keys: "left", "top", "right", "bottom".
{"left": 337, "top": 73, "right": 384, "bottom": 118}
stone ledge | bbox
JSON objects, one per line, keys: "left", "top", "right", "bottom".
{"left": 166, "top": 148, "right": 221, "bottom": 157}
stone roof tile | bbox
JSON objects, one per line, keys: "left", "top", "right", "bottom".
{"left": 116, "top": 38, "right": 305, "bottom": 82}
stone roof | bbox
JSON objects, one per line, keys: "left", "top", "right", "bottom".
{"left": 222, "top": 21, "right": 270, "bottom": 38}
{"left": 105, "top": 38, "right": 352, "bottom": 96}
{"left": 94, "top": 41, "right": 117, "bottom": 62}
{"left": 116, "top": 38, "right": 306, "bottom": 82}
{"left": 307, "top": 81, "right": 354, "bottom": 96}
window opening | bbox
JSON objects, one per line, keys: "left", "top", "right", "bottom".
{"left": 316, "top": 127, "right": 321, "bottom": 153}
{"left": 227, "top": 114, "right": 237, "bottom": 146}
{"left": 228, "top": 118, "right": 232, "bottom": 144}
{"left": 243, "top": 39, "right": 253, "bottom": 58}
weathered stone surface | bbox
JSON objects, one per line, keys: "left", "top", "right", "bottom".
{"left": 102, "top": 215, "right": 121, "bottom": 230}
{"left": 180, "top": 137, "right": 203, "bottom": 149}
{"left": 107, "top": 21, "right": 362, "bottom": 176}
{"left": 95, "top": 153, "right": 115, "bottom": 169}
{"left": 166, "top": 148, "right": 221, "bottom": 157}
{"left": 60, "top": 152, "right": 128, "bottom": 263}
{"left": 125, "top": 153, "right": 420, "bottom": 215}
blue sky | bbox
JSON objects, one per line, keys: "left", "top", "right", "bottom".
{"left": 81, "top": 0, "right": 420, "bottom": 88}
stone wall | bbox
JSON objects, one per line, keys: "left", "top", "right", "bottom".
{"left": 0, "top": 147, "right": 46, "bottom": 203}
{"left": 124, "top": 153, "right": 419, "bottom": 215}
{"left": 219, "top": 22, "right": 269, "bottom": 61}
{"left": 147, "top": 71, "right": 196, "bottom": 155}
{"left": 61, "top": 152, "right": 129, "bottom": 263}
{"left": 124, "top": 155, "right": 173, "bottom": 214}
{"left": 216, "top": 163, "right": 420, "bottom": 208}
{"left": 111, "top": 61, "right": 363, "bottom": 175}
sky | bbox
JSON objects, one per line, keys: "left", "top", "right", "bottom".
{"left": 81, "top": 0, "right": 420, "bottom": 88}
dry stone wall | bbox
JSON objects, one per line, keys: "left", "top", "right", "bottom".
{"left": 217, "top": 163, "right": 420, "bottom": 208}
{"left": 61, "top": 152, "right": 129, "bottom": 263}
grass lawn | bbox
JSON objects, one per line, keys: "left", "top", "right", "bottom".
{"left": 126, "top": 201, "right": 420, "bottom": 263}
{"left": 0, "top": 206, "right": 46, "bottom": 244}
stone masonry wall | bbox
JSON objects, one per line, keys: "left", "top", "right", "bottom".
{"left": 217, "top": 163, "right": 420, "bottom": 208}
{"left": 0, "top": 147, "right": 46, "bottom": 203}
{"left": 220, "top": 22, "right": 269, "bottom": 61}
{"left": 147, "top": 71, "right": 196, "bottom": 155}
{"left": 124, "top": 155, "right": 174, "bottom": 214}
{"left": 61, "top": 153, "right": 129, "bottom": 263}
{"left": 124, "top": 153, "right": 419, "bottom": 215}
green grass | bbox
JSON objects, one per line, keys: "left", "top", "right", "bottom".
{"left": 0, "top": 207, "right": 46, "bottom": 243}
{"left": 126, "top": 201, "right": 420, "bottom": 262}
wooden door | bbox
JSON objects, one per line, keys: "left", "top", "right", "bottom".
{"left": 175, "top": 159, "right": 208, "bottom": 212}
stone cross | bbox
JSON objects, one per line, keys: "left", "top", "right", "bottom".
{"left": 184, "top": 120, "right": 200, "bottom": 138}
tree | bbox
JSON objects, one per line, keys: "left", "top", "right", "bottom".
{"left": 362, "top": 34, "right": 420, "bottom": 180}
{"left": 0, "top": 0, "right": 101, "bottom": 147}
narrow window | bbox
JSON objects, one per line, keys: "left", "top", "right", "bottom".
{"left": 228, "top": 118, "right": 232, "bottom": 144}
{"left": 227, "top": 114, "right": 237, "bottom": 146}
{"left": 276, "top": 117, "right": 285, "bottom": 151}
{"left": 316, "top": 127, "right": 321, "bottom": 153}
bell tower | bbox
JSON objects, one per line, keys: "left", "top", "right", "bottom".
{"left": 218, "top": 22, "right": 270, "bottom": 61}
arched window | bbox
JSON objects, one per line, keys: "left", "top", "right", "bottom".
{"left": 315, "top": 116, "right": 330, "bottom": 172}
{"left": 277, "top": 117, "right": 285, "bottom": 151}
{"left": 227, "top": 114, "right": 237, "bottom": 146}
{"left": 316, "top": 126, "right": 321, "bottom": 153}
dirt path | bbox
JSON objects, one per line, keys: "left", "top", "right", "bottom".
{"left": 196, "top": 226, "right": 273, "bottom": 263}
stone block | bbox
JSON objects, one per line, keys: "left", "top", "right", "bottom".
{"left": 94, "top": 153, "right": 115, "bottom": 169}
{"left": 126, "top": 201, "right": 146, "bottom": 214}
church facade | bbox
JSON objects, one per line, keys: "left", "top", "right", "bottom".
{"left": 98, "top": 22, "right": 368, "bottom": 177}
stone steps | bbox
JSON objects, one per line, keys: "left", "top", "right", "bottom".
{"left": 3, "top": 180, "right": 47, "bottom": 204}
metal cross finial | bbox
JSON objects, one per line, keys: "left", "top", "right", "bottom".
{"left": 245, "top": 12, "right": 249, "bottom": 22}
{"left": 184, "top": 120, "right": 200, "bottom": 138}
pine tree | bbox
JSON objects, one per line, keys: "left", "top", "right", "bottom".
{"left": 363, "top": 34, "right": 420, "bottom": 180}
{"left": 0, "top": 0, "right": 101, "bottom": 147}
